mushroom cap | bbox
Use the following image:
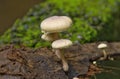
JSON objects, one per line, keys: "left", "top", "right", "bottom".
{"left": 52, "top": 39, "right": 72, "bottom": 49}
{"left": 40, "top": 16, "right": 72, "bottom": 33}
{"left": 41, "top": 33, "right": 53, "bottom": 41}
{"left": 97, "top": 43, "right": 107, "bottom": 49}
{"left": 41, "top": 33, "right": 59, "bottom": 41}
{"left": 73, "top": 77, "right": 79, "bottom": 79}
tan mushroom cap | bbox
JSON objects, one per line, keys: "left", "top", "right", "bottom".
{"left": 40, "top": 16, "right": 72, "bottom": 33}
{"left": 41, "top": 33, "right": 52, "bottom": 41}
{"left": 41, "top": 33, "right": 59, "bottom": 41}
{"left": 98, "top": 43, "right": 107, "bottom": 49}
{"left": 73, "top": 77, "right": 79, "bottom": 79}
{"left": 52, "top": 39, "right": 72, "bottom": 49}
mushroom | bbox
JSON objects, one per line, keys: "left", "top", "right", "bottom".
{"left": 97, "top": 43, "right": 107, "bottom": 60}
{"left": 40, "top": 16, "right": 73, "bottom": 71}
{"left": 41, "top": 32, "right": 59, "bottom": 41}
{"left": 40, "top": 16, "right": 72, "bottom": 33}
{"left": 73, "top": 77, "right": 79, "bottom": 79}
{"left": 40, "top": 16, "right": 72, "bottom": 41}
{"left": 52, "top": 39, "right": 73, "bottom": 71}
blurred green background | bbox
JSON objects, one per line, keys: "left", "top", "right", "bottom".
{"left": 0, "top": 0, "right": 120, "bottom": 79}
{"left": 0, "top": 0, "right": 120, "bottom": 48}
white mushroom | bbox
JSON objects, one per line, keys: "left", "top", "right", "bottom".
{"left": 97, "top": 43, "right": 107, "bottom": 60}
{"left": 73, "top": 77, "right": 79, "bottom": 79}
{"left": 98, "top": 43, "right": 107, "bottom": 49}
{"left": 52, "top": 39, "right": 73, "bottom": 71}
{"left": 40, "top": 16, "right": 73, "bottom": 71}
{"left": 40, "top": 16, "right": 72, "bottom": 33}
{"left": 40, "top": 16, "right": 72, "bottom": 42}
{"left": 41, "top": 33, "right": 59, "bottom": 41}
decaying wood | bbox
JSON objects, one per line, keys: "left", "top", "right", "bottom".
{"left": 0, "top": 42, "right": 120, "bottom": 79}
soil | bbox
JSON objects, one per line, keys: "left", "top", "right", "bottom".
{"left": 0, "top": 42, "right": 120, "bottom": 79}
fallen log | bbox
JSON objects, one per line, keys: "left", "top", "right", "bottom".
{"left": 0, "top": 42, "right": 120, "bottom": 79}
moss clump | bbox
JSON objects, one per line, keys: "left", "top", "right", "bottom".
{"left": 0, "top": 0, "right": 120, "bottom": 48}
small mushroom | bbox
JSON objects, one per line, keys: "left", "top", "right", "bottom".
{"left": 73, "top": 77, "right": 79, "bottom": 79}
{"left": 52, "top": 39, "right": 73, "bottom": 71}
{"left": 97, "top": 43, "right": 107, "bottom": 60}
{"left": 93, "top": 61, "right": 97, "bottom": 65}
{"left": 41, "top": 32, "right": 59, "bottom": 41}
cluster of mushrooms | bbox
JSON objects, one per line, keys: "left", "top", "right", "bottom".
{"left": 40, "top": 16, "right": 73, "bottom": 71}
{"left": 40, "top": 16, "right": 113, "bottom": 79}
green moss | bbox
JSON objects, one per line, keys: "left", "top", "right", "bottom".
{"left": 0, "top": 0, "right": 120, "bottom": 48}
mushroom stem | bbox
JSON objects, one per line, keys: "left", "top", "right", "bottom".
{"left": 103, "top": 49, "right": 107, "bottom": 59}
{"left": 55, "top": 49, "right": 61, "bottom": 59}
{"left": 100, "top": 49, "right": 107, "bottom": 60}
{"left": 49, "top": 33, "right": 60, "bottom": 40}
{"left": 102, "top": 50, "right": 114, "bottom": 61}
{"left": 61, "top": 53, "right": 69, "bottom": 71}
{"left": 55, "top": 49, "right": 69, "bottom": 71}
